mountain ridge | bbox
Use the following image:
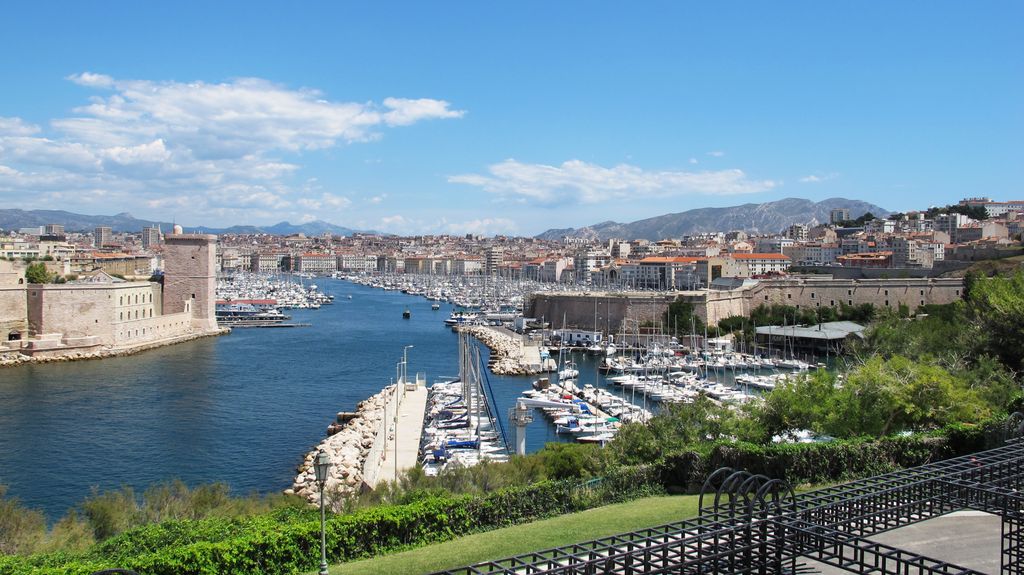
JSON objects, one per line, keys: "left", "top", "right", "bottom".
{"left": 535, "top": 197, "right": 888, "bottom": 241}
{"left": 0, "top": 209, "right": 371, "bottom": 237}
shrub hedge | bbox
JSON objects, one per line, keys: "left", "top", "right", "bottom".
{"left": 0, "top": 421, "right": 997, "bottom": 575}
{"left": 0, "top": 469, "right": 661, "bottom": 575}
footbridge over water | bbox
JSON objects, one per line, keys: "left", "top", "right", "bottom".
{"left": 434, "top": 415, "right": 1024, "bottom": 575}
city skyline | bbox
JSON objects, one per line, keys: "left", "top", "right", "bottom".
{"left": 0, "top": 2, "right": 1020, "bottom": 236}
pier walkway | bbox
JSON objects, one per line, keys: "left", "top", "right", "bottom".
{"left": 363, "top": 375, "right": 428, "bottom": 487}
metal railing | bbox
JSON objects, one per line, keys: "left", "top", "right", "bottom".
{"left": 435, "top": 416, "right": 1024, "bottom": 575}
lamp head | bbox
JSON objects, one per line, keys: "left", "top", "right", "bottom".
{"left": 314, "top": 450, "right": 331, "bottom": 484}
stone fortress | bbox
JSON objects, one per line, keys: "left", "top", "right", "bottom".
{"left": 527, "top": 276, "right": 965, "bottom": 334}
{"left": 1, "top": 230, "right": 224, "bottom": 362}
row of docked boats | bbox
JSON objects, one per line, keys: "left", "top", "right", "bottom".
{"left": 215, "top": 272, "right": 333, "bottom": 326}
{"left": 419, "top": 334, "right": 509, "bottom": 475}
{"left": 521, "top": 383, "right": 620, "bottom": 444}
{"left": 598, "top": 350, "right": 814, "bottom": 375}
{"left": 217, "top": 272, "right": 334, "bottom": 310}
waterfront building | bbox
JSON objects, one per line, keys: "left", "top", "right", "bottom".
{"left": 538, "top": 258, "right": 570, "bottom": 283}
{"left": 295, "top": 252, "right": 337, "bottom": 274}
{"left": 94, "top": 226, "right": 113, "bottom": 248}
{"left": 959, "top": 197, "right": 1024, "bottom": 218}
{"left": 635, "top": 256, "right": 700, "bottom": 290}
{"left": 731, "top": 253, "right": 792, "bottom": 276}
{"left": 933, "top": 213, "right": 970, "bottom": 239}
{"left": 829, "top": 208, "right": 851, "bottom": 224}
{"left": 141, "top": 226, "right": 161, "bottom": 250}
{"left": 956, "top": 221, "right": 1009, "bottom": 244}
{"left": 484, "top": 247, "right": 504, "bottom": 277}
{"left": 573, "top": 250, "right": 612, "bottom": 284}
{"left": 756, "top": 237, "right": 794, "bottom": 254}
{"left": 452, "top": 256, "right": 482, "bottom": 275}
{"left": 250, "top": 252, "right": 284, "bottom": 273}
{"left": 784, "top": 224, "right": 809, "bottom": 241}
{"left": 337, "top": 253, "right": 377, "bottom": 273}
{"left": 836, "top": 252, "right": 893, "bottom": 269}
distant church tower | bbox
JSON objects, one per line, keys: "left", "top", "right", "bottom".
{"left": 162, "top": 226, "right": 218, "bottom": 332}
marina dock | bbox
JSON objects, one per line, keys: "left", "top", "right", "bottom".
{"left": 362, "top": 375, "right": 428, "bottom": 488}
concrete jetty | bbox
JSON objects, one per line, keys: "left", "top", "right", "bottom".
{"left": 362, "top": 375, "right": 428, "bottom": 488}
{"left": 289, "top": 375, "right": 428, "bottom": 507}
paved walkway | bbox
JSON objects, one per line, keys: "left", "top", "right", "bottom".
{"left": 808, "top": 510, "right": 1001, "bottom": 574}
{"left": 374, "top": 381, "right": 427, "bottom": 486}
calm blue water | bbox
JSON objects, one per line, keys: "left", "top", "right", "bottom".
{"left": 0, "top": 279, "right": 564, "bottom": 520}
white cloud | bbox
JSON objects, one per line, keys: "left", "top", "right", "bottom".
{"left": 0, "top": 117, "right": 41, "bottom": 136}
{"left": 382, "top": 98, "right": 465, "bottom": 126}
{"left": 707, "top": 150, "right": 725, "bottom": 157}
{"left": 799, "top": 172, "right": 838, "bottom": 183}
{"left": 688, "top": 157, "right": 698, "bottom": 165}
{"left": 299, "top": 192, "right": 351, "bottom": 210}
{"left": 0, "top": 73, "right": 463, "bottom": 223}
{"left": 368, "top": 194, "right": 387, "bottom": 204}
{"left": 449, "top": 159, "right": 777, "bottom": 205}
{"left": 380, "top": 214, "right": 407, "bottom": 225}
{"left": 68, "top": 72, "right": 115, "bottom": 88}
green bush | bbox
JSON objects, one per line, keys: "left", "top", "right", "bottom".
{"left": 0, "top": 475, "right": 661, "bottom": 575}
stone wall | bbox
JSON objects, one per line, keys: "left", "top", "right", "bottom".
{"left": 526, "top": 292, "right": 679, "bottom": 334}
{"left": 113, "top": 309, "right": 195, "bottom": 348}
{"left": 526, "top": 277, "right": 966, "bottom": 335}
{"left": 753, "top": 277, "right": 964, "bottom": 312}
{"left": 27, "top": 282, "right": 158, "bottom": 345}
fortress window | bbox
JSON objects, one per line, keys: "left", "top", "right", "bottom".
{"left": 884, "top": 290, "right": 889, "bottom": 296}
{"left": 787, "top": 294, "right": 791, "bottom": 299}
{"left": 848, "top": 289, "right": 852, "bottom": 295}
{"left": 920, "top": 290, "right": 925, "bottom": 296}
{"left": 848, "top": 300, "right": 852, "bottom": 305}
{"left": 810, "top": 292, "right": 815, "bottom": 299}
{"left": 119, "top": 312, "right": 123, "bottom": 320}
{"left": 120, "top": 296, "right": 123, "bottom": 305}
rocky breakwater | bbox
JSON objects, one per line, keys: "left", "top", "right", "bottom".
{"left": 458, "top": 325, "right": 539, "bottom": 376}
{"left": 287, "top": 385, "right": 393, "bottom": 506}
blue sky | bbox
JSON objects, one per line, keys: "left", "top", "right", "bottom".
{"left": 0, "top": 2, "right": 1020, "bottom": 236}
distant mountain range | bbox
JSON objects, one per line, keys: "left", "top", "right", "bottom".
{"left": 535, "top": 197, "right": 889, "bottom": 241}
{"left": 0, "top": 209, "right": 368, "bottom": 237}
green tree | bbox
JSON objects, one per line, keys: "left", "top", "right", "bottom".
{"left": 665, "top": 298, "right": 704, "bottom": 337}
{"left": 0, "top": 485, "right": 46, "bottom": 555}
{"left": 24, "top": 262, "right": 51, "bottom": 284}
{"left": 966, "top": 271, "right": 1024, "bottom": 372}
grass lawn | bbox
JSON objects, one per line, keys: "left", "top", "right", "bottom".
{"left": 330, "top": 495, "right": 700, "bottom": 575}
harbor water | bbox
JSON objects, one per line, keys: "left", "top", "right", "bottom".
{"left": 0, "top": 278, "right": 564, "bottom": 520}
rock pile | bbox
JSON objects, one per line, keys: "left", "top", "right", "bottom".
{"left": 459, "top": 325, "right": 538, "bottom": 375}
{"left": 287, "top": 385, "right": 393, "bottom": 507}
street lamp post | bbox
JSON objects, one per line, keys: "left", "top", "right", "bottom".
{"left": 402, "top": 345, "right": 414, "bottom": 386}
{"left": 397, "top": 345, "right": 413, "bottom": 478}
{"left": 314, "top": 450, "right": 331, "bottom": 575}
